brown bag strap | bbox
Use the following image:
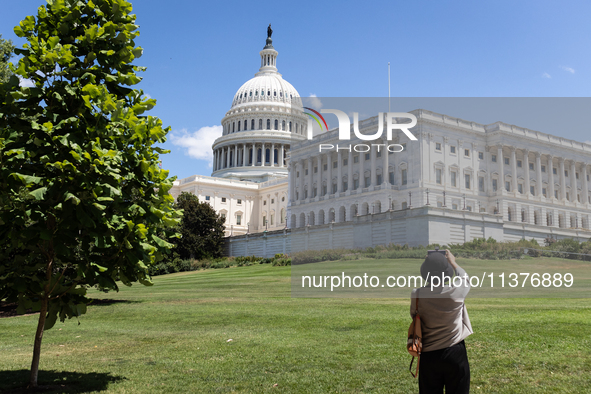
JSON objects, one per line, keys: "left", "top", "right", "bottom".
{"left": 409, "top": 355, "right": 420, "bottom": 378}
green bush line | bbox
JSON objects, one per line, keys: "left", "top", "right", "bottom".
{"left": 291, "top": 237, "right": 591, "bottom": 264}
{"left": 148, "top": 253, "right": 291, "bottom": 276}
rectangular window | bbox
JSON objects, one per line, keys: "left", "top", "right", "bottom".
{"left": 542, "top": 188, "right": 547, "bottom": 197}
{"left": 376, "top": 151, "right": 381, "bottom": 158}
{"left": 467, "top": 206, "right": 472, "bottom": 212}
{"left": 565, "top": 170, "right": 568, "bottom": 177}
{"left": 504, "top": 157, "right": 510, "bottom": 165}
{"left": 343, "top": 159, "right": 348, "bottom": 166}
{"left": 402, "top": 169, "right": 408, "bottom": 185}
{"left": 365, "top": 177, "right": 370, "bottom": 188}
{"left": 313, "top": 188, "right": 317, "bottom": 197}
{"left": 354, "top": 156, "right": 359, "bottom": 163}
{"left": 205, "top": 195, "right": 211, "bottom": 201}
{"left": 492, "top": 155, "right": 497, "bottom": 162}
{"left": 333, "top": 161, "right": 338, "bottom": 169}
{"left": 566, "top": 192, "right": 570, "bottom": 200}
{"left": 322, "top": 185, "right": 327, "bottom": 195}
{"left": 236, "top": 215, "right": 242, "bottom": 225}
{"left": 451, "top": 171, "right": 457, "bottom": 187}
{"left": 314, "top": 166, "right": 318, "bottom": 173}
{"left": 237, "top": 199, "right": 242, "bottom": 204}
{"left": 221, "top": 213, "right": 226, "bottom": 221}
{"left": 353, "top": 179, "right": 359, "bottom": 189}
{"left": 376, "top": 174, "right": 382, "bottom": 185}
{"left": 492, "top": 179, "right": 498, "bottom": 192}
{"left": 221, "top": 197, "right": 227, "bottom": 203}
{"left": 576, "top": 172, "right": 579, "bottom": 179}
{"left": 464, "top": 149, "right": 470, "bottom": 157}
{"left": 332, "top": 183, "right": 337, "bottom": 194}
{"left": 517, "top": 160, "right": 522, "bottom": 168}
{"left": 478, "top": 152, "right": 484, "bottom": 160}
{"left": 343, "top": 181, "right": 348, "bottom": 192}
{"left": 365, "top": 153, "right": 370, "bottom": 160}
{"left": 435, "top": 142, "right": 441, "bottom": 151}
{"left": 305, "top": 169, "right": 308, "bottom": 175}
{"left": 262, "top": 216, "right": 266, "bottom": 226}
{"left": 389, "top": 172, "right": 394, "bottom": 185}
{"left": 505, "top": 181, "right": 511, "bottom": 191}
{"left": 324, "top": 164, "right": 327, "bottom": 171}
{"left": 436, "top": 169, "right": 442, "bottom": 184}
{"left": 271, "top": 198, "right": 274, "bottom": 204}
{"left": 542, "top": 165, "right": 546, "bottom": 173}
{"left": 478, "top": 176, "right": 484, "bottom": 192}
{"left": 270, "top": 215, "right": 274, "bottom": 225}
{"left": 518, "top": 184, "right": 523, "bottom": 194}
{"left": 452, "top": 203, "right": 458, "bottom": 210}
{"left": 529, "top": 163, "right": 534, "bottom": 170}
{"left": 553, "top": 167, "right": 557, "bottom": 175}
{"left": 554, "top": 190, "right": 558, "bottom": 199}
{"left": 450, "top": 146, "right": 456, "bottom": 154}
{"left": 530, "top": 186, "right": 535, "bottom": 195}
{"left": 296, "top": 171, "right": 299, "bottom": 178}
{"left": 304, "top": 190, "right": 308, "bottom": 199}
{"left": 465, "top": 174, "right": 471, "bottom": 189}
{"left": 402, "top": 202, "right": 408, "bottom": 209}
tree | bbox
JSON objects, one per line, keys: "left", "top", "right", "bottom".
{"left": 175, "top": 192, "right": 225, "bottom": 260}
{"left": 0, "top": 0, "right": 181, "bottom": 387}
{"left": 0, "top": 34, "right": 15, "bottom": 83}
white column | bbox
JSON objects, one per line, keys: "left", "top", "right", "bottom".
{"left": 327, "top": 153, "right": 333, "bottom": 194}
{"left": 571, "top": 160, "right": 577, "bottom": 202}
{"left": 299, "top": 159, "right": 304, "bottom": 200}
{"left": 511, "top": 147, "right": 517, "bottom": 193}
{"left": 548, "top": 155, "right": 554, "bottom": 199}
{"left": 213, "top": 149, "right": 217, "bottom": 171}
{"left": 234, "top": 145, "right": 238, "bottom": 167}
{"left": 279, "top": 144, "right": 284, "bottom": 167}
{"left": 348, "top": 149, "right": 353, "bottom": 192}
{"left": 536, "top": 152, "right": 543, "bottom": 197}
{"left": 583, "top": 163, "right": 589, "bottom": 204}
{"left": 243, "top": 145, "right": 247, "bottom": 167}
{"left": 271, "top": 143, "right": 275, "bottom": 167}
{"left": 337, "top": 151, "right": 343, "bottom": 193}
{"left": 225, "top": 147, "right": 230, "bottom": 169}
{"left": 524, "top": 149, "right": 530, "bottom": 196}
{"left": 559, "top": 158, "right": 566, "bottom": 200}
{"left": 290, "top": 162, "right": 295, "bottom": 202}
{"left": 251, "top": 144, "right": 255, "bottom": 166}
{"left": 458, "top": 140, "right": 463, "bottom": 194}
{"left": 485, "top": 148, "right": 491, "bottom": 195}
{"left": 359, "top": 149, "right": 365, "bottom": 190}
{"left": 319, "top": 153, "right": 324, "bottom": 195}
{"left": 498, "top": 145, "right": 505, "bottom": 191}
{"left": 370, "top": 146, "right": 376, "bottom": 187}
{"left": 261, "top": 143, "right": 266, "bottom": 166}
{"left": 307, "top": 157, "right": 313, "bottom": 199}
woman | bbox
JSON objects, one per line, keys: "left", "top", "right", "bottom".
{"left": 410, "top": 250, "right": 472, "bottom": 394}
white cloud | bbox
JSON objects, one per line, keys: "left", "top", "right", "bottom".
{"left": 308, "top": 93, "right": 323, "bottom": 109}
{"left": 18, "top": 77, "right": 35, "bottom": 87}
{"left": 542, "top": 72, "right": 551, "bottom": 79}
{"left": 169, "top": 125, "right": 222, "bottom": 167}
{"left": 560, "top": 66, "right": 575, "bottom": 74}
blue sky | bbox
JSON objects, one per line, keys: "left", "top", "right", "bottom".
{"left": 3, "top": 0, "right": 591, "bottom": 180}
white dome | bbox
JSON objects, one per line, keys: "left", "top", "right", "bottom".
{"left": 231, "top": 74, "right": 301, "bottom": 108}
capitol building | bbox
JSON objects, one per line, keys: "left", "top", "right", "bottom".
{"left": 170, "top": 30, "right": 591, "bottom": 256}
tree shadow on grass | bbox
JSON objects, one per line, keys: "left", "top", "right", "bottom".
{"left": 0, "top": 370, "right": 124, "bottom": 393}
{"left": 0, "top": 300, "right": 139, "bottom": 319}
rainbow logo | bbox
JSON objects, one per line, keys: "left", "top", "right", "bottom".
{"left": 304, "top": 107, "right": 328, "bottom": 131}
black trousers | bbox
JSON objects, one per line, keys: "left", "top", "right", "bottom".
{"left": 419, "top": 340, "right": 470, "bottom": 394}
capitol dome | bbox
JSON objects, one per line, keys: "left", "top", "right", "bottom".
{"left": 211, "top": 29, "right": 307, "bottom": 182}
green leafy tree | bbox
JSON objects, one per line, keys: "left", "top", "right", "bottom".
{"left": 0, "top": 0, "right": 181, "bottom": 387}
{"left": 175, "top": 192, "right": 225, "bottom": 260}
{"left": 0, "top": 34, "right": 15, "bottom": 83}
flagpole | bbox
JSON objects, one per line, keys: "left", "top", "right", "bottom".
{"left": 388, "top": 62, "right": 391, "bottom": 112}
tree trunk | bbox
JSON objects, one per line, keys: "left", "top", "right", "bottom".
{"left": 29, "top": 294, "right": 48, "bottom": 387}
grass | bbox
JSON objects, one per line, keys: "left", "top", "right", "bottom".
{"left": 0, "top": 258, "right": 590, "bottom": 393}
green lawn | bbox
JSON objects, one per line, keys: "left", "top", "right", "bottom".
{"left": 1, "top": 259, "right": 590, "bottom": 393}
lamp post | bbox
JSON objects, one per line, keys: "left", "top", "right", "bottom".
{"left": 462, "top": 194, "right": 466, "bottom": 210}
{"left": 389, "top": 195, "right": 392, "bottom": 211}
{"left": 230, "top": 225, "right": 233, "bottom": 237}
{"left": 408, "top": 191, "right": 412, "bottom": 209}
{"left": 372, "top": 203, "right": 375, "bottom": 214}
{"left": 478, "top": 200, "right": 481, "bottom": 212}
{"left": 285, "top": 214, "right": 288, "bottom": 229}
{"left": 425, "top": 188, "right": 430, "bottom": 206}
{"left": 496, "top": 199, "right": 500, "bottom": 215}
{"left": 443, "top": 190, "right": 446, "bottom": 207}
{"left": 247, "top": 222, "right": 250, "bottom": 234}
{"left": 355, "top": 200, "right": 359, "bottom": 216}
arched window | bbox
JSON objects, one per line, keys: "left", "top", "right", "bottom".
{"left": 289, "top": 121, "right": 292, "bottom": 131}
{"left": 240, "top": 93, "right": 242, "bottom": 99}
{"left": 274, "top": 149, "right": 278, "bottom": 164}
{"left": 237, "top": 121, "right": 240, "bottom": 132}
{"left": 274, "top": 91, "right": 276, "bottom": 97}
{"left": 265, "top": 148, "right": 270, "bottom": 163}
{"left": 244, "top": 120, "right": 247, "bottom": 130}
{"left": 282, "top": 120, "right": 286, "bottom": 130}
{"left": 249, "top": 91, "right": 252, "bottom": 97}
{"left": 259, "top": 119, "right": 263, "bottom": 129}
{"left": 255, "top": 90, "right": 258, "bottom": 96}
{"left": 251, "top": 119, "right": 255, "bottom": 130}
{"left": 280, "top": 91, "right": 283, "bottom": 97}
{"left": 232, "top": 122, "right": 235, "bottom": 133}
{"left": 267, "top": 90, "right": 270, "bottom": 96}
{"left": 257, "top": 148, "right": 262, "bottom": 163}
{"left": 267, "top": 119, "right": 271, "bottom": 129}
{"left": 296, "top": 123, "right": 299, "bottom": 133}
{"left": 274, "top": 119, "right": 278, "bottom": 130}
